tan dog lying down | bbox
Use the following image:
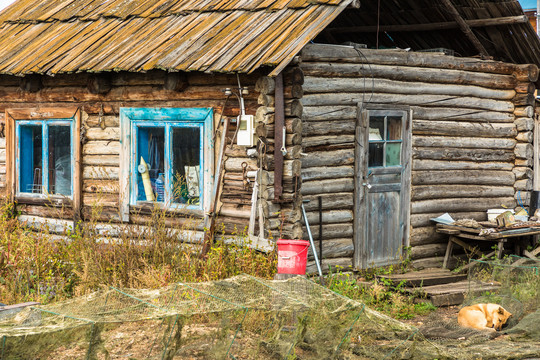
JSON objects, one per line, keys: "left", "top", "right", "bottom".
{"left": 458, "top": 303, "right": 512, "bottom": 331}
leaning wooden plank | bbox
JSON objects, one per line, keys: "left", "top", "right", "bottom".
{"left": 223, "top": 234, "right": 274, "bottom": 253}
{"left": 514, "top": 247, "right": 540, "bottom": 266}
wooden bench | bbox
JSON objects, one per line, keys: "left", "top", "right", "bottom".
{"left": 436, "top": 224, "right": 540, "bottom": 269}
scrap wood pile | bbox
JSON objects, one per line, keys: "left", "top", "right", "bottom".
{"left": 435, "top": 210, "right": 540, "bottom": 242}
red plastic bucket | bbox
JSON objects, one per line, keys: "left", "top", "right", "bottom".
{"left": 276, "top": 239, "right": 310, "bottom": 275}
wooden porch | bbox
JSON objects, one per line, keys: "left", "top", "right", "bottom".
{"left": 378, "top": 268, "right": 501, "bottom": 307}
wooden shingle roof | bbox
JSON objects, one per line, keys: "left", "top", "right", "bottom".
{"left": 0, "top": 0, "right": 351, "bottom": 76}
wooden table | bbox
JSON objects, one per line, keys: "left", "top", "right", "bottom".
{"left": 436, "top": 223, "right": 540, "bottom": 269}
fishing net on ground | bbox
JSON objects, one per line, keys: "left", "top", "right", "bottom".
{"left": 0, "top": 275, "right": 423, "bottom": 359}
{"left": 2, "top": 273, "right": 540, "bottom": 359}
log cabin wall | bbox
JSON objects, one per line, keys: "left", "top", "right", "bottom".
{"left": 254, "top": 66, "right": 304, "bottom": 241}
{"left": 0, "top": 70, "right": 262, "bottom": 243}
{"left": 299, "top": 43, "right": 538, "bottom": 271}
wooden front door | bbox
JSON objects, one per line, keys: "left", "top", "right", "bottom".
{"left": 354, "top": 106, "right": 411, "bottom": 269}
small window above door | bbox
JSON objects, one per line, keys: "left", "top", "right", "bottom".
{"left": 368, "top": 111, "right": 405, "bottom": 168}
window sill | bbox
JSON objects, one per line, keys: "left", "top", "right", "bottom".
{"left": 130, "top": 202, "right": 204, "bottom": 218}
{"left": 15, "top": 195, "right": 73, "bottom": 208}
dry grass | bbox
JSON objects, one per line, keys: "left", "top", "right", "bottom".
{"left": 0, "top": 201, "right": 277, "bottom": 304}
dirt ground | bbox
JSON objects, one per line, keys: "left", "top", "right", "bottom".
{"left": 403, "top": 304, "right": 461, "bottom": 328}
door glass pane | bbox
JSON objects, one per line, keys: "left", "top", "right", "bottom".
{"left": 172, "top": 127, "right": 201, "bottom": 205}
{"left": 20, "top": 125, "right": 42, "bottom": 193}
{"left": 386, "top": 142, "right": 401, "bottom": 166}
{"left": 48, "top": 126, "right": 72, "bottom": 195}
{"left": 369, "top": 116, "right": 384, "bottom": 141}
{"left": 387, "top": 116, "right": 402, "bottom": 140}
{"left": 137, "top": 127, "right": 165, "bottom": 202}
{"left": 368, "top": 143, "right": 384, "bottom": 167}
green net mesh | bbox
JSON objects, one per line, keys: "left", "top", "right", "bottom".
{"left": 1, "top": 273, "right": 540, "bottom": 359}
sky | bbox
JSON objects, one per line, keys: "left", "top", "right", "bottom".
{"left": 0, "top": 0, "right": 536, "bottom": 11}
{"left": 0, "top": 0, "right": 13, "bottom": 11}
{"left": 519, "top": 0, "right": 538, "bottom": 9}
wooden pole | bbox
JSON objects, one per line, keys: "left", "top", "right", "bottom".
{"left": 274, "top": 72, "right": 285, "bottom": 201}
{"left": 440, "top": 0, "right": 489, "bottom": 58}
{"left": 325, "top": 15, "right": 529, "bottom": 33}
{"left": 201, "top": 117, "right": 230, "bottom": 257}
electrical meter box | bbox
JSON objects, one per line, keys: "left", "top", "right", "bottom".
{"left": 236, "top": 114, "right": 256, "bottom": 147}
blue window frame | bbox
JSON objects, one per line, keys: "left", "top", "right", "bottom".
{"left": 16, "top": 119, "right": 74, "bottom": 197}
{"left": 120, "top": 108, "right": 213, "bottom": 214}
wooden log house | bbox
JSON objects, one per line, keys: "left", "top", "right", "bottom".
{"left": 0, "top": 0, "right": 539, "bottom": 272}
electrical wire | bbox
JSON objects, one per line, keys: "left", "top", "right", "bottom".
{"left": 517, "top": 190, "right": 529, "bottom": 215}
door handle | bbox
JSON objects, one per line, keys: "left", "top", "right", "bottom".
{"left": 362, "top": 182, "right": 372, "bottom": 189}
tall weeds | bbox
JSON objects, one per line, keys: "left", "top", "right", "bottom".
{"left": 0, "top": 201, "right": 276, "bottom": 304}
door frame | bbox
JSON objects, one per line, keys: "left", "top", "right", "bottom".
{"left": 353, "top": 103, "right": 412, "bottom": 269}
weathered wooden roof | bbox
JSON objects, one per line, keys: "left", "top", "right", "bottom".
{"left": 0, "top": 0, "right": 351, "bottom": 76}
{"left": 321, "top": 0, "right": 540, "bottom": 68}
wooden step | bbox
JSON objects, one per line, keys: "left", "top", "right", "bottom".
{"left": 377, "top": 268, "right": 467, "bottom": 287}
{"left": 405, "top": 280, "right": 501, "bottom": 307}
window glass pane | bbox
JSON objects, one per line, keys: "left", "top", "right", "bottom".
{"left": 368, "top": 143, "right": 384, "bottom": 167}
{"left": 20, "top": 125, "right": 42, "bottom": 193}
{"left": 386, "top": 142, "right": 401, "bottom": 166}
{"left": 137, "top": 127, "right": 165, "bottom": 202}
{"left": 369, "top": 116, "right": 384, "bottom": 141}
{"left": 172, "top": 127, "right": 201, "bottom": 205}
{"left": 48, "top": 126, "right": 71, "bottom": 195}
{"left": 387, "top": 116, "right": 402, "bottom": 140}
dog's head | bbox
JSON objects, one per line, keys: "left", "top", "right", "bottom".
{"left": 493, "top": 306, "right": 512, "bottom": 331}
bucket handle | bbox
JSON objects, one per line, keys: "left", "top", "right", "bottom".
{"left": 278, "top": 245, "right": 309, "bottom": 260}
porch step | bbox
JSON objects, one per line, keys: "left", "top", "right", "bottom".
{"left": 377, "top": 268, "right": 467, "bottom": 287}
{"left": 406, "top": 280, "right": 501, "bottom": 307}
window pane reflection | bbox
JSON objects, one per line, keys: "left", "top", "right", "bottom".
{"left": 386, "top": 143, "right": 401, "bottom": 166}
{"left": 387, "top": 117, "right": 402, "bottom": 140}
{"left": 137, "top": 127, "right": 165, "bottom": 202}
{"left": 48, "top": 126, "right": 71, "bottom": 195}
{"left": 20, "top": 125, "right": 42, "bottom": 194}
{"left": 368, "top": 143, "right": 384, "bottom": 167}
{"left": 173, "top": 127, "right": 201, "bottom": 205}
